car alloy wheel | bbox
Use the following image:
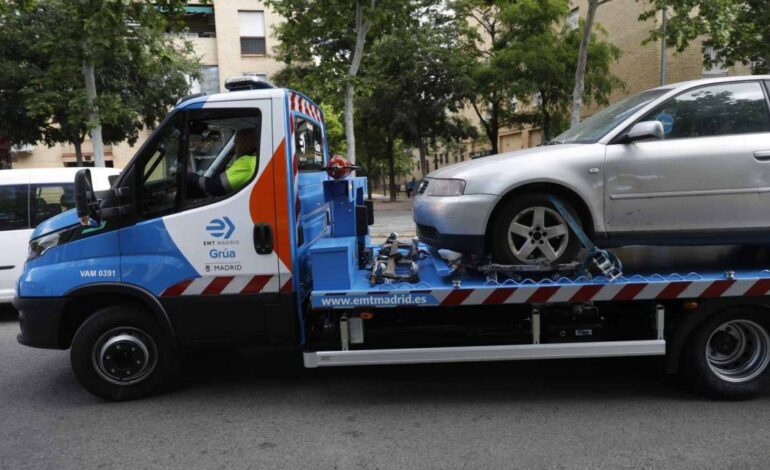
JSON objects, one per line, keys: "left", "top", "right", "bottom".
{"left": 507, "top": 206, "right": 570, "bottom": 264}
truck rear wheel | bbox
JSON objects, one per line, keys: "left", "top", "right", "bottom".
{"left": 70, "top": 305, "right": 177, "bottom": 401}
{"left": 681, "top": 308, "right": 770, "bottom": 400}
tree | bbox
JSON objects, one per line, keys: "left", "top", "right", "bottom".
{"left": 464, "top": 0, "right": 621, "bottom": 141}
{"left": 357, "top": 6, "right": 475, "bottom": 200}
{"left": 0, "top": 0, "right": 199, "bottom": 166}
{"left": 641, "top": 0, "right": 770, "bottom": 74}
{"left": 570, "top": 0, "right": 611, "bottom": 127}
{"left": 266, "top": 0, "right": 413, "bottom": 164}
{"left": 453, "top": 0, "right": 518, "bottom": 155}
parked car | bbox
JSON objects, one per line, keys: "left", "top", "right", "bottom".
{"left": 0, "top": 167, "right": 119, "bottom": 303}
{"left": 414, "top": 75, "right": 770, "bottom": 264}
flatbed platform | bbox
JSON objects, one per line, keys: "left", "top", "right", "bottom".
{"left": 311, "top": 245, "right": 770, "bottom": 309}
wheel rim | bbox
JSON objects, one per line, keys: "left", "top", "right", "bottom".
{"left": 706, "top": 319, "right": 770, "bottom": 383}
{"left": 92, "top": 327, "right": 158, "bottom": 386}
{"left": 507, "top": 206, "right": 570, "bottom": 264}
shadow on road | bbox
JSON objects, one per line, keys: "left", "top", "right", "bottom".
{"left": 0, "top": 304, "right": 17, "bottom": 322}
{"left": 171, "top": 346, "right": 691, "bottom": 405}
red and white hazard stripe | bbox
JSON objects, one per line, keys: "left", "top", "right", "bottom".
{"left": 289, "top": 92, "right": 323, "bottom": 122}
{"left": 322, "top": 277, "right": 770, "bottom": 307}
{"left": 162, "top": 274, "right": 293, "bottom": 297}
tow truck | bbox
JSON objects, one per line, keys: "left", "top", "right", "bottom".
{"left": 14, "top": 77, "right": 770, "bottom": 400}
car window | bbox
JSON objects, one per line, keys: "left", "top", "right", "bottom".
{"left": 30, "top": 184, "right": 75, "bottom": 227}
{"left": 552, "top": 89, "right": 669, "bottom": 144}
{"left": 640, "top": 81, "right": 770, "bottom": 139}
{"left": 0, "top": 185, "right": 29, "bottom": 231}
{"left": 294, "top": 115, "right": 324, "bottom": 171}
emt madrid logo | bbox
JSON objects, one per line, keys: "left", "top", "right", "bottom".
{"left": 206, "top": 216, "right": 235, "bottom": 239}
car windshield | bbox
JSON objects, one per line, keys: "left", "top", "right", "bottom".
{"left": 550, "top": 88, "right": 671, "bottom": 144}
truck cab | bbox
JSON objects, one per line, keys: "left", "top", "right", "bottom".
{"left": 15, "top": 80, "right": 341, "bottom": 398}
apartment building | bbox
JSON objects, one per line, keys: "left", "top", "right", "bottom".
{"left": 6, "top": 0, "right": 283, "bottom": 170}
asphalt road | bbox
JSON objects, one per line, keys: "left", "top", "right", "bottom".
{"left": 2, "top": 306, "right": 770, "bottom": 469}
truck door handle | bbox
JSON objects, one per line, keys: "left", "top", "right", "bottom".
{"left": 754, "top": 151, "right": 770, "bottom": 161}
{"left": 0, "top": 265, "right": 14, "bottom": 270}
{"left": 253, "top": 223, "right": 273, "bottom": 255}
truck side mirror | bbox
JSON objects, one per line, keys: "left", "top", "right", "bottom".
{"left": 625, "top": 121, "right": 665, "bottom": 143}
{"left": 74, "top": 169, "right": 96, "bottom": 225}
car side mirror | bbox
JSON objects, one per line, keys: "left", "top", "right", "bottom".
{"left": 625, "top": 121, "right": 665, "bottom": 143}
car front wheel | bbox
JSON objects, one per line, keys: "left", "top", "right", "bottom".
{"left": 489, "top": 193, "right": 582, "bottom": 265}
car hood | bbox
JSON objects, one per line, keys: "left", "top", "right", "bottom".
{"left": 427, "top": 144, "right": 587, "bottom": 180}
{"left": 31, "top": 209, "right": 79, "bottom": 240}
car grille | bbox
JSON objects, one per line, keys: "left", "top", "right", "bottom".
{"left": 418, "top": 180, "right": 429, "bottom": 194}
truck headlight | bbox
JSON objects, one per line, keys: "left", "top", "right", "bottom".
{"left": 28, "top": 228, "right": 74, "bottom": 261}
{"left": 424, "top": 178, "right": 466, "bottom": 197}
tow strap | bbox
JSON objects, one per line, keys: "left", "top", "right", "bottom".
{"left": 547, "top": 195, "right": 623, "bottom": 281}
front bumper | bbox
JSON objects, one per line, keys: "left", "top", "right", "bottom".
{"left": 13, "top": 296, "right": 68, "bottom": 349}
{"left": 413, "top": 193, "right": 499, "bottom": 254}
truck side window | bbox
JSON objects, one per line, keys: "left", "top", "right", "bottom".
{"left": 137, "top": 114, "right": 184, "bottom": 219}
{"left": 294, "top": 116, "right": 324, "bottom": 171}
{"left": 183, "top": 108, "right": 261, "bottom": 207}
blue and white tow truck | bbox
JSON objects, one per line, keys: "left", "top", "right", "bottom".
{"left": 14, "top": 77, "right": 770, "bottom": 400}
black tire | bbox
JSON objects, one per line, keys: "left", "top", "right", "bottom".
{"left": 70, "top": 305, "right": 177, "bottom": 401}
{"left": 489, "top": 193, "right": 582, "bottom": 265}
{"left": 681, "top": 308, "right": 770, "bottom": 400}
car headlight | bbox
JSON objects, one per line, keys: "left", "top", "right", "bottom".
{"left": 28, "top": 227, "right": 75, "bottom": 261}
{"left": 424, "top": 178, "right": 466, "bottom": 197}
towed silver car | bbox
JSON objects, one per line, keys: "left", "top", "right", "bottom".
{"left": 414, "top": 75, "right": 770, "bottom": 264}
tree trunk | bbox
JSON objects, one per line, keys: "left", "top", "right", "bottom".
{"left": 418, "top": 137, "right": 428, "bottom": 178}
{"left": 540, "top": 90, "right": 552, "bottom": 142}
{"left": 386, "top": 136, "right": 396, "bottom": 202}
{"left": 72, "top": 136, "right": 84, "bottom": 167}
{"left": 344, "top": 1, "right": 374, "bottom": 164}
{"left": 570, "top": 0, "right": 600, "bottom": 128}
{"left": 82, "top": 61, "right": 105, "bottom": 167}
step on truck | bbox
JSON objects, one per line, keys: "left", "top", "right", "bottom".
{"left": 14, "top": 77, "right": 770, "bottom": 400}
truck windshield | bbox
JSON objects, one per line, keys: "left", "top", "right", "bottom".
{"left": 550, "top": 88, "right": 670, "bottom": 144}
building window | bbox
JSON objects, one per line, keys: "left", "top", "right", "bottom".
{"left": 702, "top": 46, "right": 728, "bottom": 77}
{"left": 189, "top": 65, "right": 220, "bottom": 95}
{"left": 182, "top": 5, "right": 216, "bottom": 38}
{"left": 239, "top": 11, "right": 266, "bottom": 55}
{"left": 567, "top": 8, "right": 579, "bottom": 30}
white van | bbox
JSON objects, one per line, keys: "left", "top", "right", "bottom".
{"left": 0, "top": 168, "right": 120, "bottom": 303}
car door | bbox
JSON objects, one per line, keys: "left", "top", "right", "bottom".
{"left": 604, "top": 80, "right": 770, "bottom": 241}
{"left": 119, "top": 100, "right": 282, "bottom": 342}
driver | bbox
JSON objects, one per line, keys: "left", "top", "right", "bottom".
{"left": 192, "top": 128, "right": 258, "bottom": 196}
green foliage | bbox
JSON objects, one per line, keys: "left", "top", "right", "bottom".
{"left": 453, "top": 0, "right": 622, "bottom": 143}
{"left": 641, "top": 0, "right": 770, "bottom": 74}
{"left": 0, "top": 0, "right": 200, "bottom": 152}
{"left": 266, "top": 0, "right": 415, "bottom": 110}
{"left": 321, "top": 103, "right": 347, "bottom": 156}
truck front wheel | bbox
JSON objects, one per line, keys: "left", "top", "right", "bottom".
{"left": 682, "top": 308, "right": 770, "bottom": 400}
{"left": 70, "top": 305, "right": 177, "bottom": 401}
